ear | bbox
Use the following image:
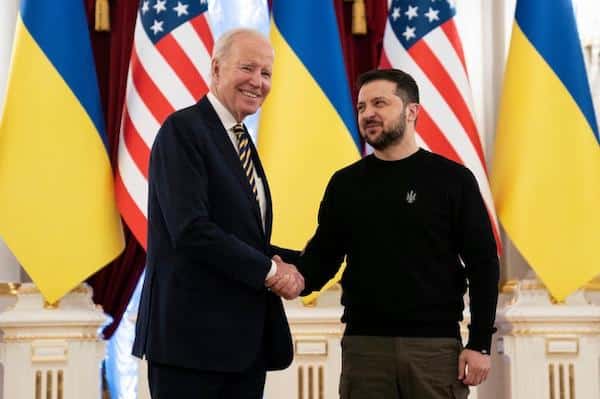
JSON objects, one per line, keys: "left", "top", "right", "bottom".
{"left": 406, "top": 103, "right": 419, "bottom": 122}
{"left": 211, "top": 59, "right": 220, "bottom": 81}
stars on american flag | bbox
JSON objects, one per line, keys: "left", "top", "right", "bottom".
{"left": 153, "top": 0, "right": 167, "bottom": 14}
{"left": 150, "top": 19, "right": 164, "bottom": 35}
{"left": 389, "top": 0, "right": 454, "bottom": 47}
{"left": 405, "top": 5, "right": 418, "bottom": 20}
{"left": 425, "top": 7, "right": 440, "bottom": 22}
{"left": 140, "top": 0, "right": 209, "bottom": 43}
{"left": 173, "top": 1, "right": 189, "bottom": 17}
{"left": 402, "top": 26, "right": 416, "bottom": 41}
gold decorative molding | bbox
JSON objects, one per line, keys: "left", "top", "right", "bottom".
{"left": 58, "top": 370, "right": 64, "bottom": 399}
{"left": 510, "top": 328, "right": 600, "bottom": 336}
{"left": 17, "top": 285, "right": 41, "bottom": 295}
{"left": 35, "top": 371, "right": 42, "bottom": 399}
{"left": 583, "top": 277, "right": 600, "bottom": 292}
{"left": 501, "top": 279, "right": 519, "bottom": 294}
{"left": 69, "top": 284, "right": 91, "bottom": 295}
{"left": 501, "top": 279, "right": 548, "bottom": 293}
{"left": 44, "top": 300, "right": 60, "bottom": 309}
{"left": 569, "top": 364, "right": 575, "bottom": 399}
{"left": 3, "top": 333, "right": 99, "bottom": 343}
{"left": 519, "top": 279, "right": 547, "bottom": 291}
{"left": 318, "top": 366, "right": 324, "bottom": 399}
{"left": 295, "top": 339, "right": 329, "bottom": 356}
{"left": 545, "top": 338, "right": 579, "bottom": 355}
{"left": 548, "top": 364, "right": 555, "bottom": 399}
{"left": 0, "top": 282, "right": 21, "bottom": 295}
{"left": 308, "top": 365, "right": 314, "bottom": 398}
{"left": 302, "top": 300, "right": 317, "bottom": 308}
{"left": 47, "top": 370, "right": 53, "bottom": 399}
{"left": 31, "top": 341, "right": 69, "bottom": 363}
{"left": 559, "top": 364, "right": 565, "bottom": 399}
{"left": 298, "top": 366, "right": 303, "bottom": 399}
{"left": 17, "top": 283, "right": 90, "bottom": 297}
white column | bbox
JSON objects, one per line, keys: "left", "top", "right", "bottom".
{"left": 264, "top": 288, "right": 344, "bottom": 399}
{"left": 0, "top": 0, "right": 21, "bottom": 283}
{"left": 0, "top": 283, "right": 108, "bottom": 399}
{"left": 497, "top": 279, "right": 600, "bottom": 399}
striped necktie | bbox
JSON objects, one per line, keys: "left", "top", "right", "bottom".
{"left": 232, "top": 123, "right": 258, "bottom": 199}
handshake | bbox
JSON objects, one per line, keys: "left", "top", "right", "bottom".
{"left": 265, "top": 255, "right": 305, "bottom": 300}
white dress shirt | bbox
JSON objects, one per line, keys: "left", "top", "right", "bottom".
{"left": 206, "top": 92, "right": 277, "bottom": 279}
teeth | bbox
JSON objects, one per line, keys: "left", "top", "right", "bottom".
{"left": 241, "top": 90, "right": 258, "bottom": 98}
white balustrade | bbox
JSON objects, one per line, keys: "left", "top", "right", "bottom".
{"left": 133, "top": 279, "right": 600, "bottom": 399}
{"left": 266, "top": 288, "right": 495, "bottom": 399}
{"left": 496, "top": 279, "right": 600, "bottom": 399}
{"left": 265, "top": 288, "right": 344, "bottom": 399}
{"left": 0, "top": 283, "right": 108, "bottom": 399}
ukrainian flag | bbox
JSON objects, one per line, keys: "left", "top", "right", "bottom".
{"left": 491, "top": 0, "right": 600, "bottom": 301}
{"left": 258, "top": 0, "right": 361, "bottom": 250}
{"left": 0, "top": 0, "right": 124, "bottom": 303}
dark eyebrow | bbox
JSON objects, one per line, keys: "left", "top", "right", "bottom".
{"left": 371, "top": 96, "right": 388, "bottom": 102}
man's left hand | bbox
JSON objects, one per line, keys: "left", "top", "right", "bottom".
{"left": 458, "top": 349, "right": 491, "bottom": 386}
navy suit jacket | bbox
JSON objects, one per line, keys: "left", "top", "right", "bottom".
{"left": 132, "top": 97, "right": 298, "bottom": 372}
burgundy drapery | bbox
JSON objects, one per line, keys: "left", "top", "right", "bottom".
{"left": 84, "top": 0, "right": 146, "bottom": 339}
{"left": 333, "top": 0, "right": 388, "bottom": 106}
{"left": 85, "top": 0, "right": 388, "bottom": 339}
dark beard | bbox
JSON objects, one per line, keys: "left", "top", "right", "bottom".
{"left": 364, "top": 117, "right": 406, "bottom": 151}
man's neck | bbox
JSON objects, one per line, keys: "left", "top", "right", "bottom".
{"left": 207, "top": 91, "right": 241, "bottom": 128}
{"left": 373, "top": 135, "right": 419, "bottom": 161}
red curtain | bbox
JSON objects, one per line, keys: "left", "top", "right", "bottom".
{"left": 84, "top": 0, "right": 388, "bottom": 339}
{"left": 333, "top": 0, "right": 388, "bottom": 105}
{"left": 84, "top": 0, "right": 146, "bottom": 339}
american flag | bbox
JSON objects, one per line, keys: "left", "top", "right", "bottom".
{"left": 115, "top": 0, "right": 214, "bottom": 248}
{"left": 380, "top": 0, "right": 501, "bottom": 250}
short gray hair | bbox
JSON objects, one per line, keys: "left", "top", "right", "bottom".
{"left": 212, "top": 28, "right": 271, "bottom": 63}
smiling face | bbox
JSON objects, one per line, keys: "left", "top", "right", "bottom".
{"left": 210, "top": 33, "right": 274, "bottom": 122}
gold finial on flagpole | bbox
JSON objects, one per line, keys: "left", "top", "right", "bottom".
{"left": 352, "top": 0, "right": 367, "bottom": 35}
{"left": 95, "top": 0, "right": 111, "bottom": 32}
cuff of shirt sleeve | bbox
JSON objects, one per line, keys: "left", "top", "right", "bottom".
{"left": 265, "top": 260, "right": 277, "bottom": 280}
{"left": 465, "top": 326, "right": 497, "bottom": 355}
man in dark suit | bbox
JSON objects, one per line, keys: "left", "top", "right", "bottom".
{"left": 132, "top": 28, "right": 305, "bottom": 399}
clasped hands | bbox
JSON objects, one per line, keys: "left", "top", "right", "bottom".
{"left": 265, "top": 255, "right": 305, "bottom": 300}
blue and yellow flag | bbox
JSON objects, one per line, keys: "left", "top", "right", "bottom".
{"left": 0, "top": 0, "right": 124, "bottom": 303}
{"left": 491, "top": 0, "right": 600, "bottom": 301}
{"left": 258, "top": 0, "right": 361, "bottom": 251}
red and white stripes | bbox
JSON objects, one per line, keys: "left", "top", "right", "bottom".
{"left": 115, "top": 11, "right": 214, "bottom": 248}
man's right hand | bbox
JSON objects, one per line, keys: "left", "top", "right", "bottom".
{"left": 265, "top": 255, "right": 305, "bottom": 300}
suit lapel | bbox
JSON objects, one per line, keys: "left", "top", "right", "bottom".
{"left": 196, "top": 98, "right": 264, "bottom": 234}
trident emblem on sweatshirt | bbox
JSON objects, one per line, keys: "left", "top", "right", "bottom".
{"left": 406, "top": 190, "right": 416, "bottom": 204}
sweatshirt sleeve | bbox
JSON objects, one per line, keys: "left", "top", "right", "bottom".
{"left": 299, "top": 173, "right": 347, "bottom": 295}
{"left": 456, "top": 169, "right": 500, "bottom": 354}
